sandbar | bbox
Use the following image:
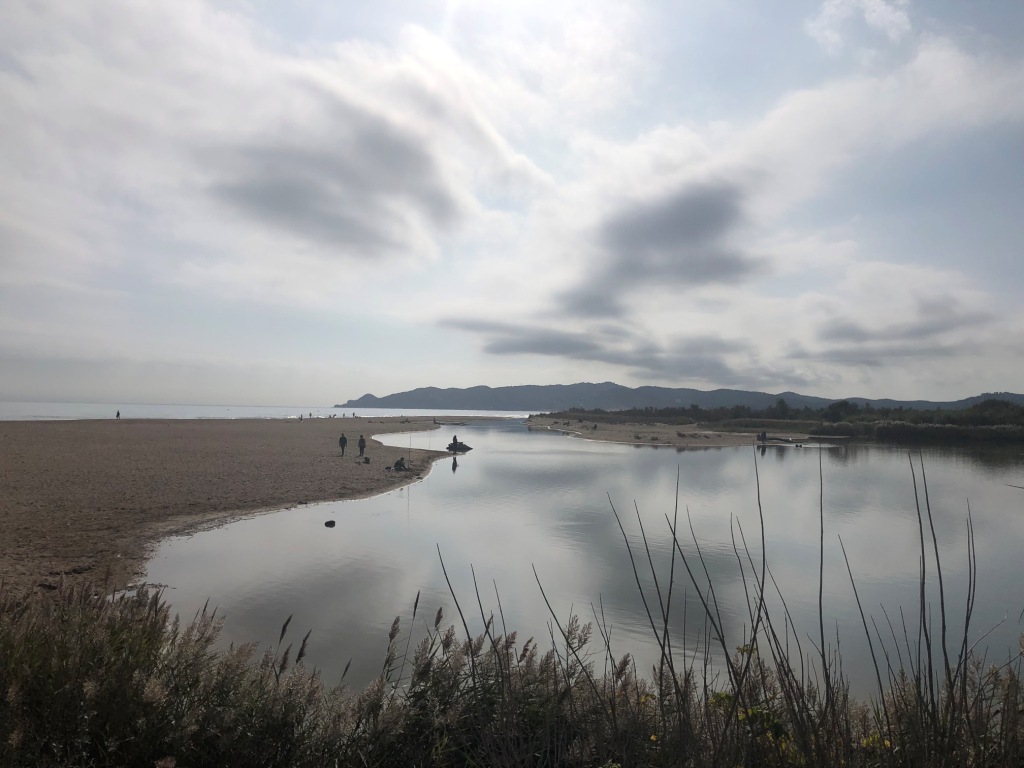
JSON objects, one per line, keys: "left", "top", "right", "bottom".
{"left": 526, "top": 416, "right": 809, "bottom": 448}
{"left": 0, "top": 416, "right": 455, "bottom": 593}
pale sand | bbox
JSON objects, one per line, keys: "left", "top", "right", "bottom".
{"left": 0, "top": 416, "right": 455, "bottom": 593}
{"left": 526, "top": 416, "right": 810, "bottom": 448}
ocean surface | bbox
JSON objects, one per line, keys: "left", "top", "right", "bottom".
{"left": 0, "top": 401, "right": 531, "bottom": 421}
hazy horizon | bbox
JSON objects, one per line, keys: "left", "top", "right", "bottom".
{"left": 4, "top": 379, "right": 1021, "bottom": 410}
{"left": 3, "top": 1, "right": 1022, "bottom": 404}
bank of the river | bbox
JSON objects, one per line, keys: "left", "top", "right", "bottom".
{"left": 526, "top": 415, "right": 811, "bottom": 447}
{"left": 0, "top": 417, "right": 451, "bottom": 593}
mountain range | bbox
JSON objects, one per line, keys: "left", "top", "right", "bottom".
{"left": 337, "top": 382, "right": 1024, "bottom": 412}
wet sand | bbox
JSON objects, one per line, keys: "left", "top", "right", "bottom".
{"left": 0, "top": 416, "right": 452, "bottom": 593}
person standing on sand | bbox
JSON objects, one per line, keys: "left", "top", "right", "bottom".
{"left": 116, "top": 410, "right": 120, "bottom": 420}
{"left": 357, "top": 435, "right": 366, "bottom": 456}
{"left": 339, "top": 433, "right": 348, "bottom": 456}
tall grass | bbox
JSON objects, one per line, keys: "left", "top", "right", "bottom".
{"left": 1, "top": 455, "right": 1022, "bottom": 766}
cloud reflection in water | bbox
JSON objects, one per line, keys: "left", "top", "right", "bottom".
{"left": 145, "top": 422, "right": 1024, "bottom": 696}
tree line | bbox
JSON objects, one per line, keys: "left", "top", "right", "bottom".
{"left": 544, "top": 398, "right": 1024, "bottom": 429}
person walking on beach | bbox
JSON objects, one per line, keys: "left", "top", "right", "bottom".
{"left": 116, "top": 410, "right": 120, "bottom": 420}
{"left": 357, "top": 435, "right": 366, "bottom": 457}
{"left": 339, "top": 433, "right": 348, "bottom": 456}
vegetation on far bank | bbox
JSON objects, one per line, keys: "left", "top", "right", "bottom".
{"left": 3, "top": 465, "right": 1023, "bottom": 767}
{"left": 540, "top": 398, "right": 1024, "bottom": 445}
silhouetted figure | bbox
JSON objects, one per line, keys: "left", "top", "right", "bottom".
{"left": 358, "top": 435, "right": 366, "bottom": 456}
{"left": 452, "top": 456, "right": 458, "bottom": 473}
{"left": 446, "top": 434, "right": 472, "bottom": 453}
{"left": 116, "top": 410, "right": 120, "bottom": 420}
{"left": 339, "top": 433, "right": 348, "bottom": 456}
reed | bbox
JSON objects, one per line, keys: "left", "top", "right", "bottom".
{"left": 1, "top": 455, "right": 1021, "bottom": 766}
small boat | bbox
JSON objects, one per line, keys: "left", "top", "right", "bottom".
{"left": 447, "top": 441, "right": 472, "bottom": 453}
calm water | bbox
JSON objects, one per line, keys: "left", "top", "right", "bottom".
{"left": 144, "top": 421, "right": 1024, "bottom": 698}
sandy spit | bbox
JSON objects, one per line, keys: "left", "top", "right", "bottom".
{"left": 525, "top": 416, "right": 810, "bottom": 448}
{"left": 0, "top": 416, "right": 462, "bottom": 593}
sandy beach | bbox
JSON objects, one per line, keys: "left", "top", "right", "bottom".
{"left": 0, "top": 416, "right": 453, "bottom": 593}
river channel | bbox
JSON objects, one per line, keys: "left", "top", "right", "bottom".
{"left": 143, "top": 419, "right": 1024, "bottom": 699}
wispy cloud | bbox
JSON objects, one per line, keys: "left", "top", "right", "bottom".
{"left": 805, "top": 0, "right": 912, "bottom": 53}
{"left": 442, "top": 318, "right": 765, "bottom": 385}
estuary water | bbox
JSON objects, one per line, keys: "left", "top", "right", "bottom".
{"left": 143, "top": 420, "right": 1024, "bottom": 699}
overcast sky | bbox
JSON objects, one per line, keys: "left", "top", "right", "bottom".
{"left": 2, "top": 0, "right": 1022, "bottom": 405}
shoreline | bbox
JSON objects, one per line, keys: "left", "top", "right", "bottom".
{"left": 2, "top": 414, "right": 812, "bottom": 595}
{"left": 0, "top": 416, "right": 460, "bottom": 594}
{"left": 525, "top": 416, "right": 811, "bottom": 448}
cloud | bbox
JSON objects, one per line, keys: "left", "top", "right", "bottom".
{"left": 783, "top": 265, "right": 1001, "bottom": 371}
{"left": 443, "top": 0, "right": 649, "bottom": 126}
{"left": 442, "top": 318, "right": 759, "bottom": 384}
{"left": 435, "top": 28, "right": 1024, "bottom": 396}
{"left": 4, "top": 0, "right": 1024, "bottom": 403}
{"left": 209, "top": 135, "right": 462, "bottom": 258}
{"left": 0, "top": 0, "right": 547, "bottom": 302}
{"left": 208, "top": 76, "right": 468, "bottom": 243}
{"left": 726, "top": 37, "right": 1024, "bottom": 225}
{"left": 558, "top": 181, "right": 764, "bottom": 317}
{"left": 789, "top": 340, "right": 963, "bottom": 367}
{"left": 805, "top": 0, "right": 912, "bottom": 54}
{"left": 818, "top": 300, "right": 993, "bottom": 344}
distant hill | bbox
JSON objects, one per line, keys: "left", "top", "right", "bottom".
{"left": 337, "top": 383, "right": 1024, "bottom": 413}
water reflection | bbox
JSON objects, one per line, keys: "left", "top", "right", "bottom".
{"left": 145, "top": 421, "right": 1024, "bottom": 698}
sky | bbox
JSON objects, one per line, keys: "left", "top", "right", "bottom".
{"left": 2, "top": 0, "right": 1023, "bottom": 405}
